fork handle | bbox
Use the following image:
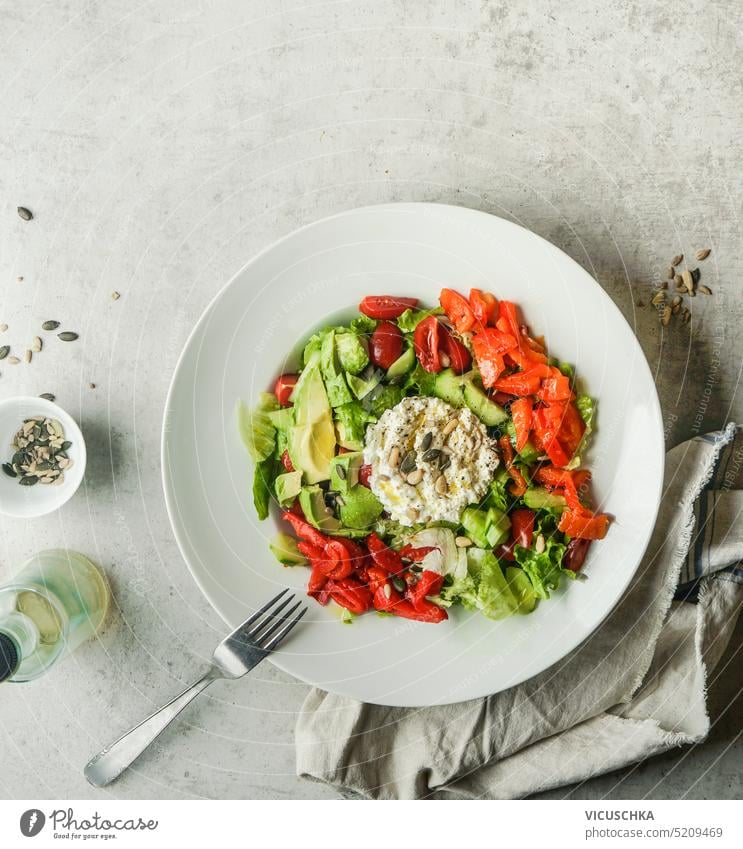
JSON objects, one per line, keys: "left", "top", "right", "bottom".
{"left": 84, "top": 667, "right": 220, "bottom": 787}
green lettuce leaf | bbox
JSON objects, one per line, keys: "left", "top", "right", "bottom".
{"left": 350, "top": 315, "right": 377, "bottom": 334}
{"left": 404, "top": 362, "right": 437, "bottom": 396}
{"left": 253, "top": 455, "right": 280, "bottom": 520}
{"left": 396, "top": 306, "right": 444, "bottom": 333}
{"left": 334, "top": 401, "right": 375, "bottom": 449}
{"left": 366, "top": 383, "right": 404, "bottom": 418}
{"left": 513, "top": 532, "right": 567, "bottom": 600}
{"left": 237, "top": 393, "right": 279, "bottom": 463}
{"left": 567, "top": 394, "right": 596, "bottom": 470}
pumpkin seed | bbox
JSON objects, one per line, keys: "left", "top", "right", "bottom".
{"left": 438, "top": 453, "right": 451, "bottom": 471}
{"left": 42, "top": 320, "right": 60, "bottom": 331}
{"left": 392, "top": 577, "right": 406, "bottom": 593}
{"left": 19, "top": 475, "right": 38, "bottom": 486}
{"left": 39, "top": 393, "right": 56, "bottom": 402}
{"left": 336, "top": 464, "right": 346, "bottom": 481}
{"left": 422, "top": 448, "right": 441, "bottom": 463}
{"left": 399, "top": 451, "right": 417, "bottom": 474}
{"left": 2, "top": 463, "right": 16, "bottom": 478}
{"left": 17, "top": 206, "right": 33, "bottom": 221}
{"left": 695, "top": 248, "right": 711, "bottom": 261}
{"left": 0, "top": 345, "right": 9, "bottom": 360}
{"left": 421, "top": 431, "right": 433, "bottom": 452}
{"left": 671, "top": 254, "right": 683, "bottom": 267}
{"left": 58, "top": 331, "right": 79, "bottom": 342}
{"left": 691, "top": 267, "right": 701, "bottom": 284}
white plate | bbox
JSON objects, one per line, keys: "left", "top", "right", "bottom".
{"left": 162, "top": 203, "right": 664, "bottom": 707}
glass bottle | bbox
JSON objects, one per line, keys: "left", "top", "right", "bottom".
{"left": 0, "top": 550, "right": 109, "bottom": 683}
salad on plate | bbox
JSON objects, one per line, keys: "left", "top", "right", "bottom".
{"left": 238, "top": 289, "right": 610, "bottom": 624}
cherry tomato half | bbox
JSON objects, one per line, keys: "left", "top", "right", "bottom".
{"left": 439, "top": 325, "right": 472, "bottom": 374}
{"left": 510, "top": 508, "right": 535, "bottom": 549}
{"left": 413, "top": 315, "right": 441, "bottom": 373}
{"left": 359, "top": 295, "right": 418, "bottom": 320}
{"left": 280, "top": 450, "right": 294, "bottom": 472}
{"left": 440, "top": 288, "right": 475, "bottom": 332}
{"left": 369, "top": 320, "right": 404, "bottom": 369}
{"left": 358, "top": 463, "right": 373, "bottom": 488}
{"left": 274, "top": 373, "right": 299, "bottom": 406}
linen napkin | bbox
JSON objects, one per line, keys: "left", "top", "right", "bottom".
{"left": 296, "top": 425, "right": 743, "bottom": 799}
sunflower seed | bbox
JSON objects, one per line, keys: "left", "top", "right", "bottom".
{"left": 455, "top": 535, "right": 472, "bottom": 548}
{"left": 336, "top": 464, "right": 346, "bottom": 481}
{"left": 661, "top": 306, "right": 672, "bottom": 326}
{"left": 535, "top": 534, "right": 546, "bottom": 554}
{"left": 24, "top": 349, "right": 32, "bottom": 364}
{"left": 111, "top": 291, "right": 121, "bottom": 300}
{"left": 42, "top": 320, "right": 60, "bottom": 331}
{"left": 435, "top": 474, "right": 448, "bottom": 496}
{"left": 39, "top": 476, "right": 55, "bottom": 485}
{"left": 2, "top": 463, "right": 16, "bottom": 478}
{"left": 671, "top": 254, "right": 683, "bottom": 267}
{"left": 405, "top": 507, "right": 419, "bottom": 522}
{"left": 383, "top": 583, "right": 392, "bottom": 599}
{"left": 7, "top": 356, "right": 20, "bottom": 364}
{"left": 674, "top": 273, "right": 683, "bottom": 286}
{"left": 58, "top": 331, "right": 79, "bottom": 342}
{"left": 388, "top": 446, "right": 400, "bottom": 468}
{"left": 0, "top": 324, "right": 7, "bottom": 333}
{"left": 39, "top": 393, "right": 55, "bottom": 402}
{"left": 695, "top": 248, "right": 711, "bottom": 261}
{"left": 0, "top": 345, "right": 9, "bottom": 360}
{"left": 672, "top": 295, "right": 682, "bottom": 307}
{"left": 17, "top": 206, "right": 33, "bottom": 221}
{"left": 422, "top": 448, "right": 441, "bottom": 463}
{"left": 32, "top": 336, "right": 42, "bottom": 352}
{"left": 665, "top": 266, "right": 674, "bottom": 279}
{"left": 651, "top": 291, "right": 666, "bottom": 305}
{"left": 421, "top": 431, "right": 433, "bottom": 452}
{"left": 406, "top": 468, "right": 424, "bottom": 486}
{"left": 399, "top": 451, "right": 417, "bottom": 474}
{"left": 681, "top": 268, "right": 694, "bottom": 294}
{"left": 442, "top": 418, "right": 458, "bottom": 436}
{"left": 699, "top": 284, "right": 712, "bottom": 295}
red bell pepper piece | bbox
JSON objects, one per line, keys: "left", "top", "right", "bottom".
{"left": 398, "top": 544, "right": 438, "bottom": 562}
{"left": 510, "top": 397, "right": 533, "bottom": 453}
{"left": 366, "top": 532, "right": 406, "bottom": 575}
{"left": 493, "top": 363, "right": 550, "bottom": 396}
{"left": 326, "top": 577, "right": 373, "bottom": 614}
{"left": 537, "top": 367, "right": 573, "bottom": 403}
{"left": 469, "top": 288, "right": 498, "bottom": 327}
{"left": 439, "top": 288, "right": 475, "bottom": 332}
{"left": 322, "top": 539, "right": 354, "bottom": 580}
{"left": 282, "top": 511, "right": 328, "bottom": 549}
{"left": 409, "top": 570, "right": 444, "bottom": 609}
{"left": 498, "top": 435, "right": 528, "bottom": 497}
{"left": 358, "top": 463, "right": 373, "bottom": 488}
{"left": 558, "top": 509, "right": 610, "bottom": 541}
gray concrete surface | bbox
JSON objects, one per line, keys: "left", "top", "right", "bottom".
{"left": 0, "top": 0, "right": 740, "bottom": 800}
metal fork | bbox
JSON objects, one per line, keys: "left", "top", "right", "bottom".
{"left": 84, "top": 589, "right": 306, "bottom": 787}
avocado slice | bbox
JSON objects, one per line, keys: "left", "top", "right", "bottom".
{"left": 330, "top": 451, "right": 363, "bottom": 494}
{"left": 386, "top": 346, "right": 415, "bottom": 380}
{"left": 346, "top": 370, "right": 381, "bottom": 400}
{"left": 335, "top": 332, "right": 369, "bottom": 375}
{"left": 506, "top": 566, "right": 538, "bottom": 614}
{"left": 288, "top": 363, "right": 336, "bottom": 483}
{"left": 433, "top": 369, "right": 467, "bottom": 408}
{"left": 274, "top": 471, "right": 302, "bottom": 507}
{"left": 269, "top": 532, "right": 307, "bottom": 566}
{"left": 523, "top": 486, "right": 568, "bottom": 512}
{"left": 338, "top": 484, "right": 384, "bottom": 530}
{"left": 463, "top": 381, "right": 508, "bottom": 426}
{"left": 299, "top": 485, "right": 341, "bottom": 532}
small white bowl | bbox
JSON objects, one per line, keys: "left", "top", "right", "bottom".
{"left": 0, "top": 396, "right": 87, "bottom": 518}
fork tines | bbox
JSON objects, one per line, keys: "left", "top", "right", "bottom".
{"left": 236, "top": 589, "right": 307, "bottom": 651}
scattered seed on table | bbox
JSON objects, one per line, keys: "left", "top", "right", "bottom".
{"left": 671, "top": 254, "right": 683, "bottom": 267}
{"left": 39, "top": 393, "right": 55, "bottom": 402}
{"left": 16, "top": 276, "right": 23, "bottom": 283}
{"left": 0, "top": 324, "right": 7, "bottom": 333}
{"left": 681, "top": 268, "right": 694, "bottom": 294}
{"left": 691, "top": 267, "right": 701, "bottom": 284}
{"left": 42, "top": 320, "right": 60, "bottom": 331}
{"left": 7, "top": 356, "right": 20, "bottom": 365}
{"left": 88, "top": 383, "right": 96, "bottom": 389}
{"left": 695, "top": 248, "right": 711, "bottom": 261}
{"left": 699, "top": 285, "right": 712, "bottom": 295}
{"left": 674, "top": 273, "right": 683, "bottom": 286}
{"left": 661, "top": 306, "right": 672, "bottom": 326}
{"left": 32, "top": 336, "right": 42, "bottom": 352}
{"left": 651, "top": 291, "right": 666, "bottom": 306}
{"left": 672, "top": 295, "right": 682, "bottom": 307}
{"left": 0, "top": 346, "right": 9, "bottom": 360}
{"left": 17, "top": 206, "right": 33, "bottom": 221}
{"left": 58, "top": 331, "right": 78, "bottom": 342}
{"left": 24, "top": 350, "right": 32, "bottom": 364}
{"left": 111, "top": 291, "right": 121, "bottom": 300}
